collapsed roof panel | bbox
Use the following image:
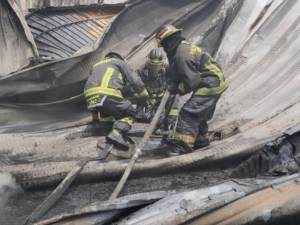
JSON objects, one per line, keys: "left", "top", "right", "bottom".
{"left": 0, "top": 0, "right": 299, "bottom": 169}
{"left": 18, "top": 0, "right": 128, "bottom": 12}
{"left": 128, "top": 0, "right": 242, "bottom": 68}
{"left": 186, "top": 178, "right": 300, "bottom": 225}
{"left": 1, "top": 0, "right": 300, "bottom": 224}
{"left": 211, "top": 0, "right": 300, "bottom": 136}
{"left": 0, "top": 0, "right": 299, "bottom": 182}
{"left": 0, "top": 0, "right": 38, "bottom": 76}
{"left": 116, "top": 174, "right": 300, "bottom": 225}
{"left": 0, "top": 0, "right": 207, "bottom": 130}
{"left": 94, "top": 0, "right": 204, "bottom": 58}
{"left": 26, "top": 6, "right": 122, "bottom": 60}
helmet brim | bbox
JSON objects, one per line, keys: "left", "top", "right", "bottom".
{"left": 156, "top": 28, "right": 183, "bottom": 47}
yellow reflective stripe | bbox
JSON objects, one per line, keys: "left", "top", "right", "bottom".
{"left": 99, "top": 88, "right": 122, "bottom": 98}
{"left": 84, "top": 94, "right": 99, "bottom": 102}
{"left": 195, "top": 81, "right": 228, "bottom": 96}
{"left": 178, "top": 82, "right": 185, "bottom": 92}
{"left": 94, "top": 58, "right": 114, "bottom": 67}
{"left": 99, "top": 116, "right": 114, "bottom": 122}
{"left": 112, "top": 129, "right": 121, "bottom": 136}
{"left": 86, "top": 97, "right": 98, "bottom": 109}
{"left": 168, "top": 108, "right": 179, "bottom": 116}
{"left": 174, "top": 132, "right": 195, "bottom": 145}
{"left": 98, "top": 67, "right": 123, "bottom": 98}
{"left": 147, "top": 98, "right": 156, "bottom": 105}
{"left": 195, "top": 59, "right": 228, "bottom": 96}
{"left": 118, "top": 72, "right": 124, "bottom": 83}
{"left": 84, "top": 87, "right": 101, "bottom": 98}
{"left": 119, "top": 117, "right": 133, "bottom": 126}
{"left": 158, "top": 92, "right": 164, "bottom": 97}
{"left": 189, "top": 44, "right": 202, "bottom": 55}
{"left": 149, "top": 59, "right": 163, "bottom": 65}
{"left": 182, "top": 40, "right": 203, "bottom": 55}
{"left": 136, "top": 89, "right": 149, "bottom": 97}
{"left": 101, "top": 67, "right": 114, "bottom": 88}
{"left": 84, "top": 87, "right": 122, "bottom": 99}
{"left": 159, "top": 29, "right": 174, "bottom": 41}
{"left": 205, "top": 60, "right": 223, "bottom": 79}
{"left": 84, "top": 66, "right": 124, "bottom": 100}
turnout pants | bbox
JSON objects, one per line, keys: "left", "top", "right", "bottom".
{"left": 146, "top": 94, "right": 179, "bottom": 125}
{"left": 90, "top": 96, "right": 136, "bottom": 135}
{"left": 174, "top": 94, "right": 220, "bottom": 145}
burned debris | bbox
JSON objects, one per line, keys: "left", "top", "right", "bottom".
{"left": 1, "top": 0, "right": 300, "bottom": 225}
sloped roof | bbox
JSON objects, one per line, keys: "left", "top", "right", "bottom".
{"left": 0, "top": 0, "right": 38, "bottom": 76}
{"left": 26, "top": 6, "right": 121, "bottom": 59}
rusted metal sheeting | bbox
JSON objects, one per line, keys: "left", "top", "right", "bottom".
{"left": 26, "top": 6, "right": 122, "bottom": 60}
{"left": 187, "top": 180, "right": 300, "bottom": 225}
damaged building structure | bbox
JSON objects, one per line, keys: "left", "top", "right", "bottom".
{"left": 0, "top": 0, "right": 300, "bottom": 224}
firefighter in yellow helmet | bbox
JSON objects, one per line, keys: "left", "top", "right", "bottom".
{"left": 155, "top": 24, "right": 228, "bottom": 156}
{"left": 84, "top": 52, "right": 149, "bottom": 150}
{"left": 137, "top": 49, "right": 179, "bottom": 130}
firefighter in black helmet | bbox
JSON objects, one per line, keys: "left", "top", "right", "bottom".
{"left": 155, "top": 24, "right": 228, "bottom": 156}
{"left": 84, "top": 52, "right": 149, "bottom": 150}
{"left": 137, "top": 49, "right": 179, "bottom": 130}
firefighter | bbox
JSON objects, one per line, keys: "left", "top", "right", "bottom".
{"left": 137, "top": 49, "right": 179, "bottom": 131}
{"left": 84, "top": 52, "right": 149, "bottom": 150}
{"left": 155, "top": 24, "right": 228, "bottom": 156}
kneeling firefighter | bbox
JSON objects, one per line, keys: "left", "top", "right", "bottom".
{"left": 84, "top": 52, "right": 149, "bottom": 150}
{"left": 155, "top": 24, "right": 228, "bottom": 156}
{"left": 137, "top": 48, "right": 179, "bottom": 131}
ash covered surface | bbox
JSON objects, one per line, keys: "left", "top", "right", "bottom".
{"left": 0, "top": 170, "right": 230, "bottom": 225}
{"left": 1, "top": 0, "right": 300, "bottom": 224}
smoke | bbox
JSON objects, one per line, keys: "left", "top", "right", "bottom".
{"left": 0, "top": 173, "right": 20, "bottom": 211}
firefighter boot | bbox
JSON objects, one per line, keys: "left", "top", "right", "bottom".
{"left": 193, "top": 134, "right": 210, "bottom": 150}
{"left": 157, "top": 138, "right": 193, "bottom": 157}
{"left": 106, "top": 129, "right": 129, "bottom": 151}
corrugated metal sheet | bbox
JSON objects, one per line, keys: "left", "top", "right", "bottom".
{"left": 26, "top": 6, "right": 122, "bottom": 59}
{"left": 0, "top": 0, "right": 38, "bottom": 76}
{"left": 187, "top": 179, "right": 300, "bottom": 225}
{"left": 18, "top": 0, "right": 128, "bottom": 12}
{"left": 26, "top": 0, "right": 99, "bottom": 9}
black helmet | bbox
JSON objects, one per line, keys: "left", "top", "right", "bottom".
{"left": 105, "top": 52, "right": 124, "bottom": 60}
{"left": 156, "top": 24, "right": 183, "bottom": 46}
{"left": 147, "top": 49, "right": 163, "bottom": 64}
